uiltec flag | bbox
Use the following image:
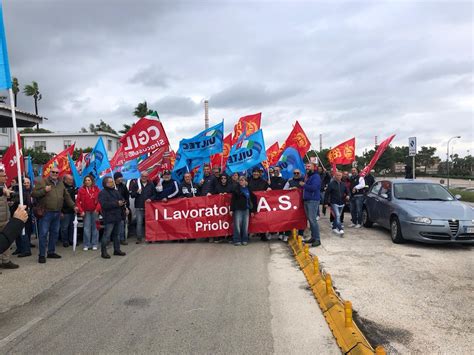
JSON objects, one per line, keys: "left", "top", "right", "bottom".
{"left": 178, "top": 121, "right": 224, "bottom": 160}
{"left": 68, "top": 154, "right": 82, "bottom": 187}
{"left": 231, "top": 113, "right": 261, "bottom": 145}
{"left": 283, "top": 121, "right": 311, "bottom": 158}
{"left": 327, "top": 138, "right": 356, "bottom": 167}
{"left": 360, "top": 134, "right": 396, "bottom": 177}
{"left": 43, "top": 144, "right": 75, "bottom": 178}
{"left": 120, "top": 111, "right": 169, "bottom": 161}
{"left": 277, "top": 147, "right": 306, "bottom": 180}
{"left": 0, "top": 4, "right": 11, "bottom": 90}
{"left": 81, "top": 138, "right": 111, "bottom": 179}
{"left": 26, "top": 156, "right": 35, "bottom": 187}
{"left": 227, "top": 129, "right": 267, "bottom": 173}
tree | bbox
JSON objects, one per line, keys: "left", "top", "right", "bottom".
{"left": 417, "top": 146, "right": 437, "bottom": 173}
{"left": 119, "top": 123, "right": 132, "bottom": 134}
{"left": 12, "top": 77, "right": 19, "bottom": 107}
{"left": 20, "top": 127, "right": 52, "bottom": 133}
{"left": 133, "top": 101, "right": 153, "bottom": 118}
{"left": 23, "top": 81, "right": 42, "bottom": 130}
{"left": 23, "top": 147, "right": 54, "bottom": 165}
{"left": 87, "top": 120, "right": 118, "bottom": 134}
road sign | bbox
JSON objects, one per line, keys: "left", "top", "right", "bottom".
{"left": 409, "top": 137, "right": 417, "bottom": 156}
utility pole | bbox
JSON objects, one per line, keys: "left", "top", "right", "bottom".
{"left": 204, "top": 100, "right": 209, "bottom": 130}
{"left": 375, "top": 136, "right": 378, "bottom": 146}
{"left": 319, "top": 134, "right": 322, "bottom": 151}
{"left": 447, "top": 136, "right": 461, "bottom": 189}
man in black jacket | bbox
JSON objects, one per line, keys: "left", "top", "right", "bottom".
{"left": 248, "top": 168, "right": 271, "bottom": 241}
{"left": 270, "top": 166, "right": 287, "bottom": 190}
{"left": 324, "top": 171, "right": 350, "bottom": 236}
{"left": 198, "top": 165, "right": 215, "bottom": 196}
{"left": 60, "top": 175, "right": 77, "bottom": 247}
{"left": 130, "top": 171, "right": 156, "bottom": 244}
{"left": 0, "top": 206, "right": 28, "bottom": 255}
{"left": 180, "top": 173, "right": 198, "bottom": 197}
{"left": 114, "top": 172, "right": 130, "bottom": 246}
{"left": 155, "top": 170, "right": 179, "bottom": 201}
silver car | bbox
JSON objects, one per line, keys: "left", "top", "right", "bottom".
{"left": 363, "top": 179, "right": 474, "bottom": 244}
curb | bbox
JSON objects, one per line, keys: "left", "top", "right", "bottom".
{"left": 288, "top": 230, "right": 386, "bottom": 355}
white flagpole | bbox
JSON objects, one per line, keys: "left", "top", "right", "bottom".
{"left": 8, "top": 88, "right": 23, "bottom": 206}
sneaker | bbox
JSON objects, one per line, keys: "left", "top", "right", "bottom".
{"left": 47, "top": 253, "right": 62, "bottom": 259}
{"left": 18, "top": 252, "right": 32, "bottom": 258}
{"left": 332, "top": 228, "right": 340, "bottom": 234}
{"left": 242, "top": 242, "right": 248, "bottom": 246}
{"left": 234, "top": 242, "right": 242, "bottom": 246}
{"left": 348, "top": 223, "right": 356, "bottom": 228}
{"left": 113, "top": 251, "right": 126, "bottom": 256}
{"left": 0, "top": 261, "right": 19, "bottom": 269}
{"left": 283, "top": 236, "right": 288, "bottom": 242}
{"left": 38, "top": 256, "right": 46, "bottom": 264}
{"left": 101, "top": 253, "right": 111, "bottom": 259}
{"left": 83, "top": 247, "right": 89, "bottom": 251}
{"left": 311, "top": 240, "right": 321, "bottom": 247}
{"left": 355, "top": 224, "right": 362, "bottom": 228}
{"left": 92, "top": 246, "right": 98, "bottom": 251}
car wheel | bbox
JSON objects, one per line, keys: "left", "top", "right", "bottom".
{"left": 390, "top": 216, "right": 405, "bottom": 244}
{"left": 362, "top": 207, "right": 373, "bottom": 228}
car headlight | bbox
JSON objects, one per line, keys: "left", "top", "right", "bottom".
{"left": 413, "top": 217, "right": 432, "bottom": 224}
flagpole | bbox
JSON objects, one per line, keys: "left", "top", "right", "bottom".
{"left": 8, "top": 88, "right": 23, "bottom": 206}
{"left": 186, "top": 165, "right": 196, "bottom": 197}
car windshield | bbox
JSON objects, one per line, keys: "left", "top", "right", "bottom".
{"left": 394, "top": 183, "right": 454, "bottom": 201}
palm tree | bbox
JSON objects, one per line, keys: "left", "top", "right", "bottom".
{"left": 12, "top": 77, "right": 19, "bottom": 107}
{"left": 133, "top": 101, "right": 153, "bottom": 118}
{"left": 119, "top": 123, "right": 132, "bottom": 134}
{"left": 23, "top": 81, "right": 42, "bottom": 115}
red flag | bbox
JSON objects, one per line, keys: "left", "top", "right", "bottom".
{"left": 360, "top": 135, "right": 396, "bottom": 177}
{"left": 137, "top": 147, "right": 167, "bottom": 172}
{"left": 120, "top": 112, "right": 169, "bottom": 161}
{"left": 282, "top": 121, "right": 311, "bottom": 158}
{"left": 1, "top": 134, "right": 24, "bottom": 186}
{"left": 327, "top": 138, "right": 356, "bottom": 166}
{"left": 266, "top": 142, "right": 280, "bottom": 166}
{"left": 210, "top": 133, "right": 232, "bottom": 171}
{"left": 232, "top": 113, "right": 261, "bottom": 144}
{"left": 43, "top": 144, "right": 75, "bottom": 178}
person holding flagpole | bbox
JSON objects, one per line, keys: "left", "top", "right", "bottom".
{"left": 300, "top": 163, "right": 322, "bottom": 247}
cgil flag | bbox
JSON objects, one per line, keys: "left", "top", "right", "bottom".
{"left": 0, "top": 4, "right": 11, "bottom": 90}
{"left": 227, "top": 129, "right": 267, "bottom": 173}
{"left": 277, "top": 147, "right": 306, "bottom": 180}
{"left": 1, "top": 135, "right": 24, "bottom": 185}
{"left": 360, "top": 135, "right": 396, "bottom": 177}
{"left": 177, "top": 121, "right": 224, "bottom": 160}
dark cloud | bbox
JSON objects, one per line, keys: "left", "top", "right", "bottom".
{"left": 150, "top": 96, "right": 201, "bottom": 117}
{"left": 129, "top": 66, "right": 174, "bottom": 88}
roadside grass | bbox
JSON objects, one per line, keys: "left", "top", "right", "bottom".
{"left": 450, "top": 189, "right": 474, "bottom": 203}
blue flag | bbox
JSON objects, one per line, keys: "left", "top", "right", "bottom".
{"left": 171, "top": 156, "right": 210, "bottom": 183}
{"left": 0, "top": 4, "right": 11, "bottom": 90}
{"left": 68, "top": 154, "right": 83, "bottom": 188}
{"left": 82, "top": 138, "right": 111, "bottom": 180}
{"left": 227, "top": 129, "right": 267, "bottom": 173}
{"left": 277, "top": 147, "right": 306, "bottom": 180}
{"left": 26, "top": 156, "right": 35, "bottom": 187}
{"left": 114, "top": 159, "right": 140, "bottom": 181}
{"left": 177, "top": 121, "right": 224, "bottom": 159}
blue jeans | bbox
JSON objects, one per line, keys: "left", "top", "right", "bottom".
{"left": 233, "top": 209, "right": 249, "bottom": 244}
{"left": 39, "top": 211, "right": 61, "bottom": 257}
{"left": 135, "top": 208, "right": 145, "bottom": 240}
{"left": 119, "top": 220, "right": 126, "bottom": 241}
{"left": 101, "top": 221, "right": 121, "bottom": 254}
{"left": 303, "top": 200, "right": 320, "bottom": 242}
{"left": 331, "top": 204, "right": 345, "bottom": 231}
{"left": 350, "top": 195, "right": 364, "bottom": 225}
{"left": 83, "top": 212, "right": 99, "bottom": 248}
{"left": 15, "top": 213, "right": 33, "bottom": 254}
{"left": 60, "top": 213, "right": 75, "bottom": 244}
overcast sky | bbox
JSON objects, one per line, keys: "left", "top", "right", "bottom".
{"left": 4, "top": 0, "right": 473, "bottom": 157}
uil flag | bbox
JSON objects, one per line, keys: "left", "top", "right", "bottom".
{"left": 81, "top": 138, "right": 111, "bottom": 180}
{"left": 232, "top": 113, "right": 261, "bottom": 145}
{"left": 327, "top": 138, "right": 356, "bottom": 170}
{"left": 0, "top": 4, "right": 11, "bottom": 90}
{"left": 43, "top": 144, "right": 75, "bottom": 178}
{"left": 360, "top": 135, "right": 396, "bottom": 177}
{"left": 1, "top": 136, "right": 24, "bottom": 185}
{"left": 227, "top": 129, "right": 267, "bottom": 173}
{"left": 178, "top": 121, "right": 224, "bottom": 159}
{"left": 283, "top": 121, "right": 311, "bottom": 158}
{"left": 67, "top": 154, "right": 82, "bottom": 188}
{"left": 277, "top": 147, "right": 306, "bottom": 180}
{"left": 120, "top": 111, "right": 170, "bottom": 161}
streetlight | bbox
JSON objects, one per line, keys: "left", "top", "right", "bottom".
{"left": 447, "top": 136, "right": 461, "bottom": 189}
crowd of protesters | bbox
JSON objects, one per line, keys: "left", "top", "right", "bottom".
{"left": 0, "top": 161, "right": 375, "bottom": 269}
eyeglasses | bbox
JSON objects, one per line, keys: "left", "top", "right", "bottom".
{"left": 51, "top": 171, "right": 59, "bottom": 174}
{"left": 294, "top": 172, "right": 301, "bottom": 175}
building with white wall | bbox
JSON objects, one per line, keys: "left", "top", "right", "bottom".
{"left": 21, "top": 131, "right": 120, "bottom": 158}
{"left": 0, "top": 105, "right": 45, "bottom": 149}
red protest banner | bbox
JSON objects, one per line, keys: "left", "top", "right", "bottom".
{"left": 120, "top": 112, "right": 169, "bottom": 161}
{"left": 145, "top": 189, "right": 306, "bottom": 241}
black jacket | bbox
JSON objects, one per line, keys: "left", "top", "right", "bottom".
{"left": 230, "top": 186, "right": 257, "bottom": 212}
{"left": 180, "top": 182, "right": 198, "bottom": 198}
{"left": 214, "top": 182, "right": 234, "bottom": 194}
{"left": 116, "top": 182, "right": 130, "bottom": 208}
{"left": 350, "top": 175, "right": 366, "bottom": 196}
{"left": 320, "top": 171, "right": 331, "bottom": 192}
{"left": 365, "top": 174, "right": 375, "bottom": 189}
{"left": 248, "top": 177, "right": 269, "bottom": 192}
{"left": 270, "top": 176, "right": 287, "bottom": 190}
{"left": 324, "top": 179, "right": 350, "bottom": 205}
{"left": 98, "top": 187, "right": 123, "bottom": 224}
{"left": 284, "top": 177, "right": 304, "bottom": 190}
{"left": 198, "top": 174, "right": 216, "bottom": 196}
{"left": 130, "top": 180, "right": 156, "bottom": 208}
{"left": 155, "top": 179, "right": 179, "bottom": 200}
{"left": 62, "top": 183, "right": 77, "bottom": 214}
{"left": 0, "top": 218, "right": 25, "bottom": 254}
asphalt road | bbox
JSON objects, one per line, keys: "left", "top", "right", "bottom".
{"left": 310, "top": 214, "right": 473, "bottom": 354}
{"left": 0, "top": 241, "right": 338, "bottom": 354}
